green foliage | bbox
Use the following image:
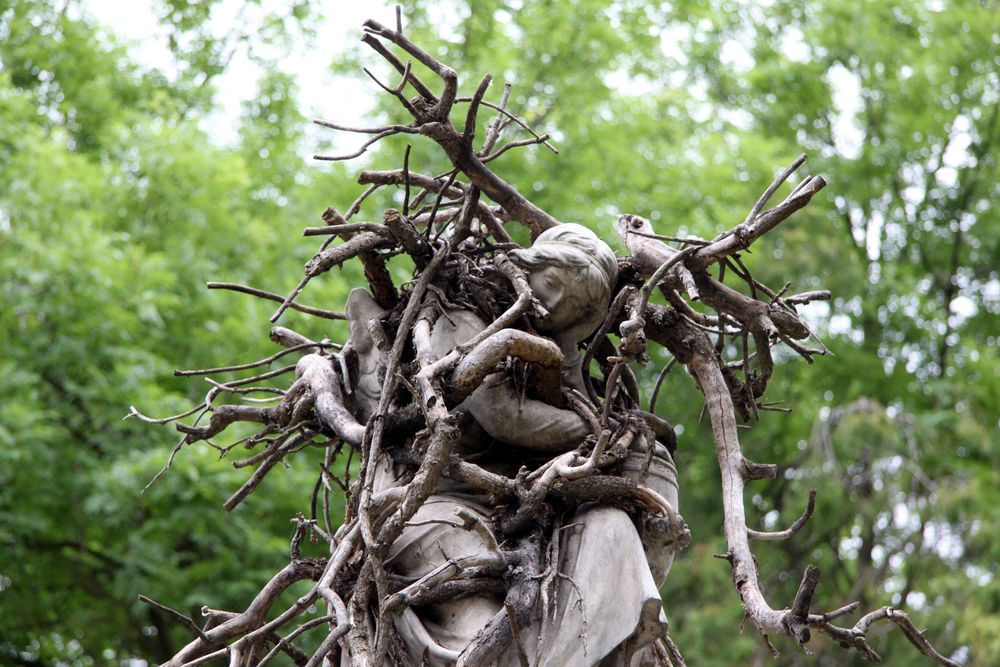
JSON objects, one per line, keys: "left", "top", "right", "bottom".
{"left": 1, "top": 0, "right": 996, "bottom": 665}
{"left": 0, "top": 1, "right": 334, "bottom": 663}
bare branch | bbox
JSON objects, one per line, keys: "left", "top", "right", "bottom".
{"left": 138, "top": 595, "right": 210, "bottom": 642}
{"left": 450, "top": 329, "right": 562, "bottom": 397}
{"left": 162, "top": 560, "right": 324, "bottom": 667}
{"left": 254, "top": 615, "right": 333, "bottom": 667}
{"left": 464, "top": 74, "right": 493, "bottom": 147}
{"left": 173, "top": 343, "right": 332, "bottom": 377}
{"left": 270, "top": 232, "right": 391, "bottom": 323}
{"left": 382, "top": 552, "right": 504, "bottom": 615}
{"left": 312, "top": 119, "right": 413, "bottom": 135}
{"left": 401, "top": 143, "right": 412, "bottom": 216}
{"left": 480, "top": 83, "right": 512, "bottom": 155}
{"left": 359, "top": 169, "right": 464, "bottom": 200}
{"left": 689, "top": 175, "right": 827, "bottom": 270}
{"left": 314, "top": 126, "right": 416, "bottom": 162}
{"left": 457, "top": 96, "right": 558, "bottom": 154}
{"left": 808, "top": 607, "right": 960, "bottom": 667}
{"left": 301, "top": 222, "right": 389, "bottom": 237}
{"left": 362, "top": 20, "right": 457, "bottom": 117}
{"left": 743, "top": 153, "right": 807, "bottom": 226}
{"left": 359, "top": 33, "right": 436, "bottom": 102}
{"left": 344, "top": 183, "right": 381, "bottom": 222}
{"left": 482, "top": 134, "right": 553, "bottom": 163}
{"left": 649, "top": 357, "right": 677, "bottom": 413}
{"left": 269, "top": 326, "right": 320, "bottom": 350}
{"left": 748, "top": 489, "right": 817, "bottom": 541}
{"left": 785, "top": 290, "right": 832, "bottom": 305}
{"left": 363, "top": 61, "right": 418, "bottom": 115}
{"left": 207, "top": 281, "right": 347, "bottom": 320}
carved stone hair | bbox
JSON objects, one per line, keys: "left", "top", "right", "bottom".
{"left": 508, "top": 223, "right": 618, "bottom": 311}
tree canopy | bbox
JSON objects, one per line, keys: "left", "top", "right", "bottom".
{"left": 1, "top": 1, "right": 996, "bottom": 665}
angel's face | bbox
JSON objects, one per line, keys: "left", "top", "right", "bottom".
{"left": 527, "top": 265, "right": 587, "bottom": 334}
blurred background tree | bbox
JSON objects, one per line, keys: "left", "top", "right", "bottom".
{"left": 0, "top": 0, "right": 995, "bottom": 664}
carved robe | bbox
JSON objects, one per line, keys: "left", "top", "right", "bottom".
{"left": 346, "top": 288, "right": 680, "bottom": 666}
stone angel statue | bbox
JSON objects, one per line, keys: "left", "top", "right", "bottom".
{"left": 342, "top": 224, "right": 682, "bottom": 666}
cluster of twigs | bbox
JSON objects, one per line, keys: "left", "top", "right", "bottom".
{"left": 131, "top": 10, "right": 957, "bottom": 667}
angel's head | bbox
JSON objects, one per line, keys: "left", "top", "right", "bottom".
{"left": 509, "top": 223, "right": 618, "bottom": 341}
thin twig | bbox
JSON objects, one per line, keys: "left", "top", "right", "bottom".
{"left": 138, "top": 595, "right": 210, "bottom": 642}
{"left": 482, "top": 134, "right": 552, "bottom": 163}
{"left": 301, "top": 222, "right": 388, "bottom": 237}
{"left": 649, "top": 357, "right": 677, "bottom": 413}
{"left": 480, "top": 83, "right": 512, "bottom": 156}
{"left": 314, "top": 127, "right": 416, "bottom": 162}
{"left": 402, "top": 144, "right": 412, "bottom": 216}
{"left": 743, "top": 153, "right": 807, "bottom": 226}
{"left": 454, "top": 97, "right": 558, "bottom": 154}
{"left": 625, "top": 229, "right": 711, "bottom": 246}
{"left": 174, "top": 343, "right": 331, "bottom": 377}
{"left": 748, "top": 489, "right": 817, "bottom": 541}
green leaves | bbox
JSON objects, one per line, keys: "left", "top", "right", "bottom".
{"left": 0, "top": 2, "right": 336, "bottom": 663}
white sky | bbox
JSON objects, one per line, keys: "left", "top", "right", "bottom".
{"left": 84, "top": 0, "right": 392, "bottom": 146}
{"left": 83, "top": 0, "right": 872, "bottom": 161}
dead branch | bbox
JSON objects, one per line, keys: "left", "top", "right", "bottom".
{"left": 807, "top": 606, "right": 959, "bottom": 666}
{"left": 748, "top": 489, "right": 817, "bottom": 541}
{"left": 449, "top": 329, "right": 562, "bottom": 397}
{"left": 297, "top": 354, "right": 365, "bottom": 446}
{"left": 162, "top": 559, "right": 324, "bottom": 667}
{"left": 455, "top": 534, "right": 542, "bottom": 667}
{"left": 305, "top": 233, "right": 390, "bottom": 278}
{"left": 173, "top": 343, "right": 330, "bottom": 377}
{"left": 382, "top": 552, "right": 505, "bottom": 615}
{"left": 301, "top": 222, "right": 390, "bottom": 238}
{"left": 619, "top": 214, "right": 701, "bottom": 301}
{"left": 208, "top": 282, "right": 347, "bottom": 320}
{"left": 632, "top": 201, "right": 952, "bottom": 663}
{"left": 689, "top": 174, "right": 827, "bottom": 271}
{"left": 359, "top": 19, "right": 561, "bottom": 234}
{"left": 269, "top": 326, "right": 320, "bottom": 351}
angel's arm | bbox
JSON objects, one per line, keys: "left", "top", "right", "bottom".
{"left": 431, "top": 311, "right": 589, "bottom": 451}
